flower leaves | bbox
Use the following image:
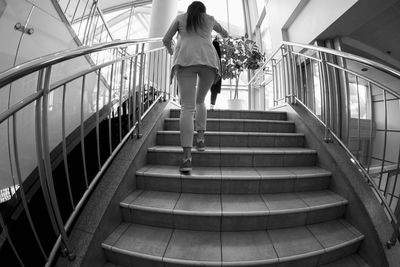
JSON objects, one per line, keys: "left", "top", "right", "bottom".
{"left": 218, "top": 36, "right": 265, "bottom": 80}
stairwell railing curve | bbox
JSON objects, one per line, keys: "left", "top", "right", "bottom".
{"left": 249, "top": 41, "right": 400, "bottom": 248}
{"left": 0, "top": 38, "right": 175, "bottom": 266}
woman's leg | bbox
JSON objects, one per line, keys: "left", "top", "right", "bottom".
{"left": 195, "top": 67, "right": 216, "bottom": 143}
{"left": 176, "top": 67, "right": 197, "bottom": 163}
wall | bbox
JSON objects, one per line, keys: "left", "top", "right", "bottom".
{"left": 266, "top": 0, "right": 358, "bottom": 52}
{"left": 266, "top": 0, "right": 300, "bottom": 52}
{"left": 0, "top": 0, "right": 107, "bottom": 189}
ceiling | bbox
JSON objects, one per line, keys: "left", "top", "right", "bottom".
{"left": 98, "top": 0, "right": 152, "bottom": 14}
{"left": 318, "top": 0, "right": 400, "bottom": 69}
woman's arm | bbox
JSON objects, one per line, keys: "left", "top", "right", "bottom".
{"left": 212, "top": 17, "right": 229, "bottom": 38}
{"left": 163, "top": 17, "right": 179, "bottom": 55}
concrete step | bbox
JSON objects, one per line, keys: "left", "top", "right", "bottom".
{"left": 102, "top": 220, "right": 363, "bottom": 267}
{"left": 170, "top": 109, "right": 287, "bottom": 120}
{"left": 120, "top": 190, "right": 347, "bottom": 231}
{"left": 163, "top": 118, "right": 295, "bottom": 133}
{"left": 156, "top": 130, "right": 305, "bottom": 147}
{"left": 147, "top": 146, "right": 317, "bottom": 167}
{"left": 135, "top": 165, "right": 331, "bottom": 194}
{"left": 320, "top": 254, "right": 369, "bottom": 267}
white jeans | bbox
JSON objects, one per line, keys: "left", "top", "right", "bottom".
{"left": 177, "top": 65, "right": 216, "bottom": 147}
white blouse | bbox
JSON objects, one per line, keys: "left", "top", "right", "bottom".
{"left": 163, "top": 13, "right": 229, "bottom": 82}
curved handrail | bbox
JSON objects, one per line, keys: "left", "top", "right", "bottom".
{"left": 283, "top": 41, "right": 400, "bottom": 98}
{"left": 254, "top": 40, "right": 400, "bottom": 248}
{"left": 0, "top": 36, "right": 173, "bottom": 266}
{"left": 0, "top": 37, "right": 162, "bottom": 88}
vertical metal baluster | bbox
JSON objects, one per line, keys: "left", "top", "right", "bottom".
{"left": 298, "top": 57, "right": 304, "bottom": 103}
{"left": 331, "top": 61, "right": 340, "bottom": 136}
{"left": 280, "top": 60, "right": 284, "bottom": 101}
{"left": 169, "top": 54, "right": 174, "bottom": 100}
{"left": 156, "top": 50, "right": 160, "bottom": 101}
{"left": 80, "top": 75, "right": 89, "bottom": 188}
{"left": 154, "top": 50, "right": 159, "bottom": 101}
{"left": 304, "top": 58, "right": 309, "bottom": 107}
{"left": 0, "top": 212, "right": 25, "bottom": 266}
{"left": 147, "top": 51, "right": 152, "bottom": 111}
{"left": 378, "top": 91, "right": 388, "bottom": 191}
{"left": 271, "top": 60, "right": 275, "bottom": 105}
{"left": 289, "top": 47, "right": 296, "bottom": 104}
{"left": 71, "top": 0, "right": 81, "bottom": 23}
{"left": 281, "top": 46, "right": 287, "bottom": 101}
{"left": 310, "top": 59, "right": 316, "bottom": 113}
{"left": 35, "top": 70, "right": 60, "bottom": 244}
{"left": 276, "top": 60, "right": 280, "bottom": 103}
{"left": 153, "top": 50, "right": 158, "bottom": 103}
{"left": 41, "top": 66, "right": 75, "bottom": 259}
{"left": 128, "top": 60, "right": 133, "bottom": 131}
{"left": 62, "top": 84, "right": 75, "bottom": 209}
{"left": 119, "top": 60, "right": 125, "bottom": 142}
{"left": 317, "top": 55, "right": 325, "bottom": 121}
{"left": 96, "top": 69, "right": 102, "bottom": 169}
{"left": 164, "top": 49, "right": 168, "bottom": 100}
{"left": 13, "top": 114, "right": 48, "bottom": 260}
{"left": 367, "top": 82, "right": 373, "bottom": 173}
{"left": 137, "top": 44, "right": 145, "bottom": 138}
{"left": 355, "top": 76, "right": 361, "bottom": 160}
{"left": 293, "top": 53, "right": 299, "bottom": 102}
{"left": 276, "top": 61, "right": 280, "bottom": 102}
{"left": 108, "top": 64, "right": 114, "bottom": 153}
{"left": 326, "top": 65, "right": 339, "bottom": 133}
{"left": 320, "top": 52, "right": 332, "bottom": 142}
{"left": 286, "top": 46, "right": 293, "bottom": 103}
{"left": 132, "top": 45, "right": 139, "bottom": 130}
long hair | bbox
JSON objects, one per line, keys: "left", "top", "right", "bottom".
{"left": 186, "top": 1, "right": 206, "bottom": 32}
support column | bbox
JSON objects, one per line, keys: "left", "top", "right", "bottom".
{"left": 147, "top": 0, "right": 178, "bottom": 96}
{"left": 148, "top": 0, "right": 178, "bottom": 44}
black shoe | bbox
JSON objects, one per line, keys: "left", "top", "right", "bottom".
{"left": 196, "top": 139, "right": 206, "bottom": 151}
{"left": 179, "top": 158, "right": 192, "bottom": 172}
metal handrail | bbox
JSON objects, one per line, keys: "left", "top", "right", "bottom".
{"left": 254, "top": 40, "right": 400, "bottom": 248}
{"left": 0, "top": 38, "right": 162, "bottom": 89}
{"left": 296, "top": 97, "right": 398, "bottom": 227}
{"left": 0, "top": 37, "right": 173, "bottom": 266}
{"left": 283, "top": 41, "right": 400, "bottom": 98}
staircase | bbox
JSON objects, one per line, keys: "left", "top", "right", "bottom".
{"left": 101, "top": 109, "right": 368, "bottom": 267}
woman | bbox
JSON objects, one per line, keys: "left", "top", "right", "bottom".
{"left": 163, "top": 1, "right": 229, "bottom": 172}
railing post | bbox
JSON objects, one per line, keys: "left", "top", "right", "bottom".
{"left": 281, "top": 45, "right": 288, "bottom": 103}
{"left": 136, "top": 43, "right": 145, "bottom": 138}
{"left": 41, "top": 66, "right": 76, "bottom": 260}
{"left": 271, "top": 59, "right": 277, "bottom": 106}
{"left": 319, "top": 52, "right": 333, "bottom": 143}
{"left": 286, "top": 45, "right": 296, "bottom": 105}
{"left": 131, "top": 45, "right": 139, "bottom": 139}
